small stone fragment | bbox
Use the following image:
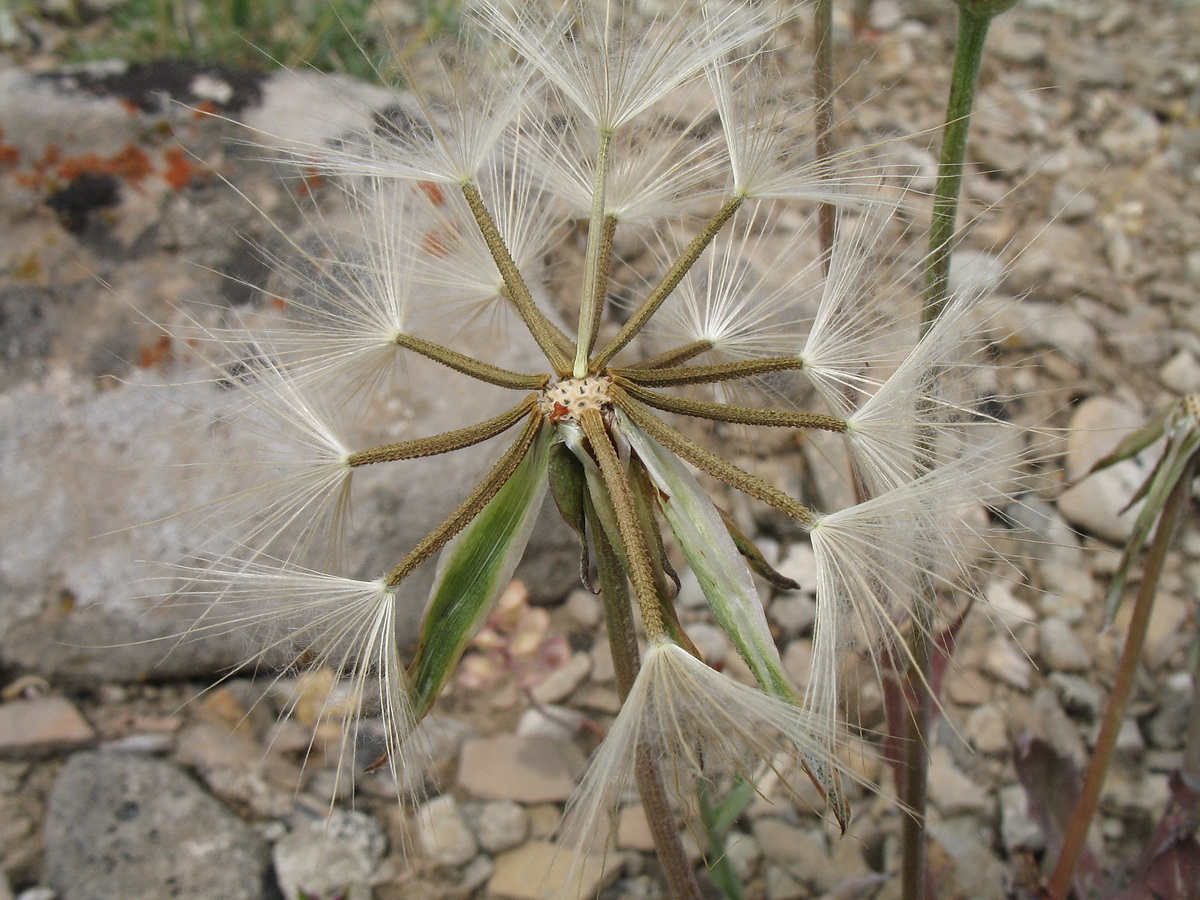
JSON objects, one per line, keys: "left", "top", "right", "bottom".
{"left": 751, "top": 820, "right": 838, "bottom": 892}
{"left": 775, "top": 541, "right": 818, "bottom": 591}
{"left": 417, "top": 794, "right": 478, "bottom": 868}
{"left": 965, "top": 704, "right": 1009, "bottom": 755}
{"left": 983, "top": 637, "right": 1034, "bottom": 690}
{"left": 1063, "top": 396, "right": 1145, "bottom": 482}
{"left": 724, "top": 832, "right": 761, "bottom": 882}
{"left": 617, "top": 804, "right": 656, "bottom": 853}
{"left": 945, "top": 666, "right": 992, "bottom": 706}
{"left": 530, "top": 652, "right": 591, "bottom": 704}
{"left": 1114, "top": 720, "right": 1146, "bottom": 759}
{"left": 1142, "top": 673, "right": 1192, "bottom": 751}
{"left": 563, "top": 589, "right": 602, "bottom": 629}
{"left": 769, "top": 594, "right": 817, "bottom": 638}
{"left": 0, "top": 697, "right": 94, "bottom": 759}
{"left": 1048, "top": 672, "right": 1103, "bottom": 720}
{"left": 273, "top": 809, "right": 387, "bottom": 900}
{"left": 517, "top": 705, "right": 583, "bottom": 742}
{"left": 470, "top": 800, "right": 529, "bottom": 854}
{"left": 1038, "top": 617, "right": 1092, "bottom": 672}
{"left": 764, "top": 866, "right": 805, "bottom": 900}
{"left": 929, "top": 819, "right": 1008, "bottom": 900}
{"left": 488, "top": 841, "right": 609, "bottom": 900}
{"left": 458, "top": 734, "right": 585, "bottom": 803}
{"left": 1160, "top": 350, "right": 1200, "bottom": 394}
{"left": 999, "top": 783, "right": 1045, "bottom": 853}
{"left": 1057, "top": 397, "right": 1153, "bottom": 544}
{"left": 928, "top": 747, "right": 991, "bottom": 816}
{"left": 682, "top": 622, "right": 729, "bottom": 665}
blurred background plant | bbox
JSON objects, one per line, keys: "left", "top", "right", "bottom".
{"left": 1019, "top": 395, "right": 1200, "bottom": 900}
{"left": 5, "top": 0, "right": 461, "bottom": 77}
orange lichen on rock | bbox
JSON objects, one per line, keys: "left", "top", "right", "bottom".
{"left": 137, "top": 335, "right": 173, "bottom": 369}
{"left": 11, "top": 141, "right": 156, "bottom": 189}
{"left": 162, "top": 145, "right": 198, "bottom": 190}
{"left": 0, "top": 126, "right": 19, "bottom": 167}
{"left": 55, "top": 144, "right": 154, "bottom": 184}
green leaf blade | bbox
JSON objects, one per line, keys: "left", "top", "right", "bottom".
{"left": 408, "top": 425, "right": 553, "bottom": 715}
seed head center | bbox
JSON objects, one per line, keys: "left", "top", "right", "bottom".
{"left": 540, "top": 375, "right": 614, "bottom": 423}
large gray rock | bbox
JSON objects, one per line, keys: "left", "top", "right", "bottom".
{"left": 0, "top": 65, "right": 579, "bottom": 683}
{"left": 0, "top": 371, "right": 577, "bottom": 682}
{"left": 44, "top": 751, "right": 273, "bottom": 900}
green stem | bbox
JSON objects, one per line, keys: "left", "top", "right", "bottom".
{"left": 1047, "top": 455, "right": 1198, "bottom": 900}
{"left": 903, "top": 9, "right": 1004, "bottom": 900}
{"left": 615, "top": 378, "right": 846, "bottom": 432}
{"left": 1185, "top": 597, "right": 1200, "bottom": 789}
{"left": 899, "top": 609, "right": 934, "bottom": 900}
{"left": 612, "top": 355, "right": 804, "bottom": 388}
{"left": 575, "top": 131, "right": 615, "bottom": 376}
{"left": 590, "top": 496, "right": 705, "bottom": 900}
{"left": 459, "top": 180, "right": 573, "bottom": 374}
{"left": 592, "top": 195, "right": 743, "bottom": 371}
{"left": 348, "top": 395, "right": 537, "bottom": 466}
{"left": 699, "top": 781, "right": 747, "bottom": 900}
{"left": 924, "top": 6, "right": 994, "bottom": 329}
{"left": 393, "top": 333, "right": 549, "bottom": 390}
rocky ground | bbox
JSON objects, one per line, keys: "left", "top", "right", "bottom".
{"left": 1, "top": 1, "right": 1199, "bottom": 899}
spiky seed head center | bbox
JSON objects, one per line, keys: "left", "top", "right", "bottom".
{"left": 540, "top": 375, "right": 614, "bottom": 423}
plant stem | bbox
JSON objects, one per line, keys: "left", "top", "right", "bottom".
{"left": 460, "top": 181, "right": 573, "bottom": 374}
{"left": 924, "top": 6, "right": 994, "bottom": 328}
{"left": 814, "top": 0, "right": 836, "bottom": 269}
{"left": 1047, "top": 455, "right": 1198, "bottom": 900}
{"left": 899, "top": 612, "right": 934, "bottom": 900}
{"left": 592, "top": 195, "right": 743, "bottom": 371}
{"left": 1185, "top": 600, "right": 1200, "bottom": 789}
{"left": 576, "top": 131, "right": 615, "bottom": 376}
{"left": 591, "top": 497, "right": 704, "bottom": 900}
{"left": 902, "top": 9, "right": 1001, "bottom": 900}
{"left": 698, "top": 781, "right": 746, "bottom": 900}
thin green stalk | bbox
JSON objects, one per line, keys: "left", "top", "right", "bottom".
{"left": 394, "top": 332, "right": 549, "bottom": 390}
{"left": 899, "top": 614, "right": 934, "bottom": 900}
{"left": 699, "top": 780, "right": 749, "bottom": 900}
{"left": 590, "top": 494, "right": 705, "bottom": 900}
{"left": 1047, "top": 455, "right": 1198, "bottom": 900}
{"left": 349, "top": 394, "right": 537, "bottom": 466}
{"left": 615, "top": 378, "right": 846, "bottom": 432}
{"left": 384, "top": 412, "right": 542, "bottom": 586}
{"left": 612, "top": 355, "right": 804, "bottom": 388}
{"left": 905, "top": 7, "right": 1012, "bottom": 899}
{"left": 575, "top": 131, "right": 615, "bottom": 376}
{"left": 459, "top": 180, "right": 573, "bottom": 374}
{"left": 924, "top": 4, "right": 1003, "bottom": 327}
{"left": 592, "top": 196, "right": 744, "bottom": 371}
{"left": 1186, "top": 605, "right": 1200, "bottom": 788}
